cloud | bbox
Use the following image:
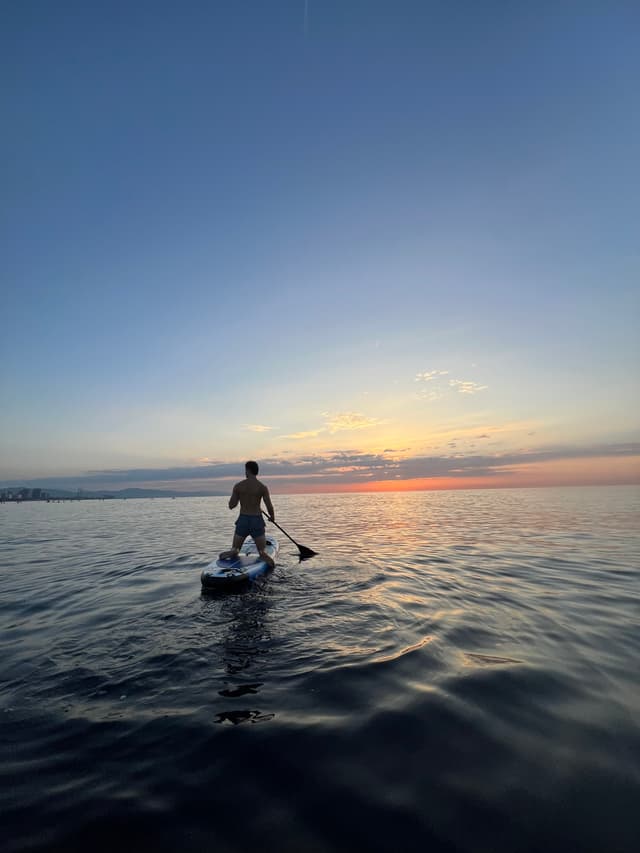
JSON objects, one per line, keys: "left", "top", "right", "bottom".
{"left": 415, "top": 369, "right": 449, "bottom": 382}
{"left": 414, "top": 369, "right": 488, "bottom": 402}
{"left": 449, "top": 379, "right": 488, "bottom": 394}
{"left": 242, "top": 424, "right": 276, "bottom": 432}
{"left": 5, "top": 443, "right": 638, "bottom": 492}
{"left": 280, "top": 410, "right": 387, "bottom": 440}
{"left": 280, "top": 429, "right": 324, "bottom": 440}
{"left": 414, "top": 387, "right": 447, "bottom": 403}
{"left": 321, "top": 411, "right": 386, "bottom": 433}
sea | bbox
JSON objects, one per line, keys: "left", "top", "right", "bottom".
{"left": 1, "top": 486, "right": 639, "bottom": 853}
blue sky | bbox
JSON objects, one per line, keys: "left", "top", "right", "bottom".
{"left": 2, "top": 1, "right": 639, "bottom": 491}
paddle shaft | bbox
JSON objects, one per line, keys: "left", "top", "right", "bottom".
{"left": 262, "top": 511, "right": 316, "bottom": 557}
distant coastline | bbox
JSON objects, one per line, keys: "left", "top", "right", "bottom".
{"left": 0, "top": 487, "right": 227, "bottom": 503}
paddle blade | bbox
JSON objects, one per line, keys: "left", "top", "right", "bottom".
{"left": 298, "top": 545, "right": 317, "bottom": 559}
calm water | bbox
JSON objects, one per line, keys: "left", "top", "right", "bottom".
{"left": 1, "top": 487, "right": 639, "bottom": 853}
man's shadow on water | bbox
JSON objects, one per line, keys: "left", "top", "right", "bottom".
{"left": 201, "top": 580, "right": 276, "bottom": 725}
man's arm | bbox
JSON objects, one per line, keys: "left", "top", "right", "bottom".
{"left": 229, "top": 484, "right": 239, "bottom": 510}
{"left": 262, "top": 485, "right": 275, "bottom": 521}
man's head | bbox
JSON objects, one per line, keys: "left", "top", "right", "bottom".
{"left": 245, "top": 460, "right": 259, "bottom": 477}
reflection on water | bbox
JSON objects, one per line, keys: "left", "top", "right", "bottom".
{"left": 1, "top": 486, "right": 639, "bottom": 853}
{"left": 210, "top": 584, "right": 274, "bottom": 723}
{"left": 214, "top": 709, "right": 275, "bottom": 725}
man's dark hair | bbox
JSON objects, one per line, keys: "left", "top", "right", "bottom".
{"left": 245, "top": 460, "right": 259, "bottom": 476}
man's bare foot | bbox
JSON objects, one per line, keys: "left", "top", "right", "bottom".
{"left": 260, "top": 553, "right": 275, "bottom": 569}
{"left": 219, "top": 550, "right": 238, "bottom": 561}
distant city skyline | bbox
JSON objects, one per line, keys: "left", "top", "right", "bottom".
{"left": 2, "top": 2, "right": 639, "bottom": 493}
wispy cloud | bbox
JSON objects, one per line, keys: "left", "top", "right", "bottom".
{"left": 413, "top": 368, "right": 488, "bottom": 402}
{"left": 414, "top": 387, "right": 447, "bottom": 403}
{"left": 414, "top": 369, "right": 488, "bottom": 401}
{"left": 322, "top": 411, "right": 386, "bottom": 433}
{"left": 242, "top": 424, "right": 276, "bottom": 432}
{"left": 280, "top": 429, "right": 324, "bottom": 440}
{"left": 449, "top": 379, "right": 488, "bottom": 394}
{"left": 415, "top": 369, "right": 449, "bottom": 382}
{"left": 282, "top": 411, "right": 386, "bottom": 439}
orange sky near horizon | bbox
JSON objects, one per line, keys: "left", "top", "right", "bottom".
{"left": 273, "top": 455, "right": 640, "bottom": 494}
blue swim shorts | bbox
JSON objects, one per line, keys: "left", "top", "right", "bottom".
{"left": 235, "top": 514, "right": 266, "bottom": 539}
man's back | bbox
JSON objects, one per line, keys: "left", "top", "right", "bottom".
{"left": 234, "top": 477, "right": 268, "bottom": 516}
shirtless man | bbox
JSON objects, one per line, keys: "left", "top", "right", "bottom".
{"left": 219, "top": 461, "right": 276, "bottom": 568}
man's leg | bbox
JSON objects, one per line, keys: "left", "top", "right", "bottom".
{"left": 219, "top": 534, "right": 245, "bottom": 560}
{"left": 254, "top": 534, "right": 275, "bottom": 569}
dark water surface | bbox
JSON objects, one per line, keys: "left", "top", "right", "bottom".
{"left": 2, "top": 487, "right": 639, "bottom": 852}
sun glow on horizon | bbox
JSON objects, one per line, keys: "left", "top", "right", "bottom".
{"left": 267, "top": 455, "right": 640, "bottom": 494}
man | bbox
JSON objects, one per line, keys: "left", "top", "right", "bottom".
{"left": 219, "top": 461, "right": 276, "bottom": 568}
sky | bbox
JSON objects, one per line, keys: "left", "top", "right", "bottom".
{"left": 2, "top": 1, "right": 639, "bottom": 494}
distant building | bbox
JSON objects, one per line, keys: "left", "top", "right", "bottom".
{"left": 0, "top": 487, "right": 51, "bottom": 501}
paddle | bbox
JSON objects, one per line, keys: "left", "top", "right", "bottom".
{"left": 262, "top": 511, "right": 317, "bottom": 559}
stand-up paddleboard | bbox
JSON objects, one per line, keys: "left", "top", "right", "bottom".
{"left": 201, "top": 535, "right": 279, "bottom": 589}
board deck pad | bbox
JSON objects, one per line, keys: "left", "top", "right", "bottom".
{"left": 201, "top": 535, "right": 279, "bottom": 588}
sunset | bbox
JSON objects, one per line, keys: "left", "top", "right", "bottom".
{"left": 2, "top": 4, "right": 639, "bottom": 853}
{"left": 1, "top": 2, "right": 638, "bottom": 496}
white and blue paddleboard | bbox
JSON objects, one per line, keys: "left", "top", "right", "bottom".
{"left": 201, "top": 535, "right": 279, "bottom": 589}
